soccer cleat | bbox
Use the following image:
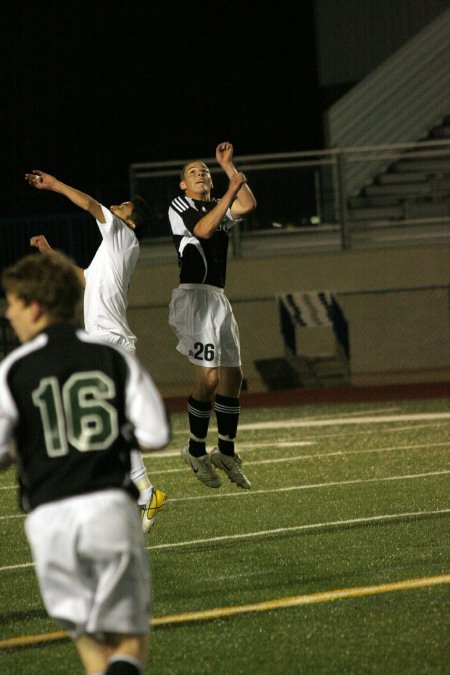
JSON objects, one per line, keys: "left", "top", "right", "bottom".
{"left": 210, "top": 447, "right": 251, "bottom": 489}
{"left": 181, "top": 445, "right": 221, "bottom": 488}
{"left": 141, "top": 487, "right": 166, "bottom": 533}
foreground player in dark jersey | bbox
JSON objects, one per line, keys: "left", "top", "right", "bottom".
{"left": 0, "top": 253, "right": 170, "bottom": 675}
{"left": 168, "top": 142, "right": 256, "bottom": 489}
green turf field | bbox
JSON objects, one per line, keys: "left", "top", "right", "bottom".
{"left": 1, "top": 397, "right": 449, "bottom": 674}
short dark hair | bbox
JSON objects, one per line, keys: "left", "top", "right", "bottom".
{"left": 180, "top": 160, "right": 209, "bottom": 182}
{"left": 131, "top": 195, "right": 153, "bottom": 240}
{"left": 2, "top": 252, "right": 82, "bottom": 323}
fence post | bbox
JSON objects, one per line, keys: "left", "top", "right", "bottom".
{"left": 337, "top": 152, "right": 351, "bottom": 250}
{"left": 314, "top": 169, "right": 322, "bottom": 223}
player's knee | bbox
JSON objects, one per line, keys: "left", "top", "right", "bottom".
{"left": 205, "top": 369, "right": 220, "bottom": 393}
{"left": 194, "top": 367, "right": 219, "bottom": 400}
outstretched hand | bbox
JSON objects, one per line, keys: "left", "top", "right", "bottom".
{"left": 25, "top": 170, "right": 56, "bottom": 191}
{"left": 216, "top": 142, "right": 234, "bottom": 166}
{"left": 30, "top": 235, "right": 52, "bottom": 253}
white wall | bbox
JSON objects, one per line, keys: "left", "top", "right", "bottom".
{"left": 129, "top": 243, "right": 450, "bottom": 395}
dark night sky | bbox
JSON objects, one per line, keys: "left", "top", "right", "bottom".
{"left": 2, "top": 1, "right": 323, "bottom": 218}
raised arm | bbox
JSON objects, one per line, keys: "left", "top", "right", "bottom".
{"left": 30, "top": 235, "right": 86, "bottom": 287}
{"left": 193, "top": 172, "right": 248, "bottom": 239}
{"left": 215, "top": 142, "right": 257, "bottom": 218}
{"left": 25, "top": 171, "right": 106, "bottom": 223}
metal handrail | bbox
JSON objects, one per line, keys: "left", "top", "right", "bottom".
{"left": 130, "top": 138, "right": 450, "bottom": 253}
{"left": 130, "top": 138, "right": 450, "bottom": 173}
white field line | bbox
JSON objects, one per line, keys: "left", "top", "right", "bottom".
{"left": 147, "top": 418, "right": 450, "bottom": 457}
{"left": 0, "top": 441, "right": 448, "bottom": 494}
{"left": 169, "top": 405, "right": 404, "bottom": 435}
{"left": 150, "top": 430, "right": 449, "bottom": 460}
{"left": 238, "top": 412, "right": 450, "bottom": 431}
{"left": 170, "top": 419, "right": 450, "bottom": 440}
{"left": 1, "top": 573, "right": 449, "bottom": 649}
{"left": 147, "top": 508, "right": 450, "bottom": 551}
{"left": 1, "top": 469, "right": 449, "bottom": 517}
{"left": 2, "top": 468, "right": 448, "bottom": 515}
{"left": 284, "top": 422, "right": 450, "bottom": 442}
{"left": 239, "top": 423, "right": 450, "bottom": 446}
{"left": 1, "top": 506, "right": 449, "bottom": 573}
{"left": 0, "top": 441, "right": 450, "bottom": 500}
{"left": 240, "top": 441, "right": 315, "bottom": 448}
{"left": 94, "top": 438, "right": 450, "bottom": 471}
{"left": 0, "top": 561, "right": 34, "bottom": 571}
{"left": 246, "top": 405, "right": 403, "bottom": 419}
{"left": 169, "top": 470, "right": 450, "bottom": 502}
{"left": 158, "top": 443, "right": 448, "bottom": 475}
{"left": 1, "top": 436, "right": 448, "bottom": 493}
{"left": 249, "top": 442, "right": 450, "bottom": 466}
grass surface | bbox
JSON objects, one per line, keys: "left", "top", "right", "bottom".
{"left": 1, "top": 397, "right": 449, "bottom": 674}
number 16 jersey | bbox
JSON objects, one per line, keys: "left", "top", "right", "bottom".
{"left": 0, "top": 324, "right": 169, "bottom": 512}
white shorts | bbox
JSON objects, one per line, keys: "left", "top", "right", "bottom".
{"left": 169, "top": 284, "right": 241, "bottom": 368}
{"left": 91, "top": 331, "right": 136, "bottom": 355}
{"left": 25, "top": 490, "right": 150, "bottom": 638}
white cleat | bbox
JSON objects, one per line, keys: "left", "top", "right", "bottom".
{"left": 181, "top": 445, "right": 221, "bottom": 488}
{"left": 210, "top": 447, "right": 251, "bottom": 489}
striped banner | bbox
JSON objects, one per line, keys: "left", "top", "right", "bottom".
{"left": 277, "top": 291, "right": 350, "bottom": 358}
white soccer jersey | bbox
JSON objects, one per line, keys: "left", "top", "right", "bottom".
{"left": 84, "top": 205, "right": 139, "bottom": 352}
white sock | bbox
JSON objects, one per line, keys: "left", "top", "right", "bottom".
{"left": 130, "top": 449, "right": 153, "bottom": 505}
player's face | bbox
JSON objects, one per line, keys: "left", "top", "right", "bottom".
{"left": 110, "top": 201, "right": 135, "bottom": 228}
{"left": 5, "top": 293, "right": 37, "bottom": 343}
{"left": 180, "top": 162, "right": 213, "bottom": 199}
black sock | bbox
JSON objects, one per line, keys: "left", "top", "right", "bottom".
{"left": 106, "top": 657, "right": 141, "bottom": 674}
{"left": 187, "top": 395, "right": 211, "bottom": 457}
{"left": 215, "top": 394, "right": 240, "bottom": 456}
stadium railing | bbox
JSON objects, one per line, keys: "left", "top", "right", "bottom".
{"left": 129, "top": 139, "right": 450, "bottom": 256}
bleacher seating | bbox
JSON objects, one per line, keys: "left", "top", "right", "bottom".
{"left": 348, "top": 114, "right": 450, "bottom": 225}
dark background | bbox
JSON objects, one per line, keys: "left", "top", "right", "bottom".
{"left": 2, "top": 1, "right": 323, "bottom": 220}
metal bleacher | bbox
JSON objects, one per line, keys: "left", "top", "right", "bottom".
{"left": 347, "top": 115, "right": 450, "bottom": 225}
{"left": 324, "top": 8, "right": 450, "bottom": 233}
{"left": 130, "top": 11, "right": 450, "bottom": 256}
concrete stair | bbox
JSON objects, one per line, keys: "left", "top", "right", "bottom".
{"left": 347, "top": 114, "right": 450, "bottom": 224}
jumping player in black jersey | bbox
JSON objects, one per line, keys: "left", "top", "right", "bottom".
{"left": 0, "top": 252, "right": 170, "bottom": 675}
{"left": 168, "top": 142, "right": 256, "bottom": 489}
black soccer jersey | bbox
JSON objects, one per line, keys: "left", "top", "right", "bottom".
{"left": 0, "top": 324, "right": 169, "bottom": 512}
{"left": 169, "top": 196, "right": 233, "bottom": 288}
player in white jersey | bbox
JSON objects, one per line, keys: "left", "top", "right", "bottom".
{"left": 168, "top": 142, "right": 256, "bottom": 490}
{"left": 0, "top": 252, "right": 170, "bottom": 675}
{"left": 25, "top": 169, "right": 165, "bottom": 532}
